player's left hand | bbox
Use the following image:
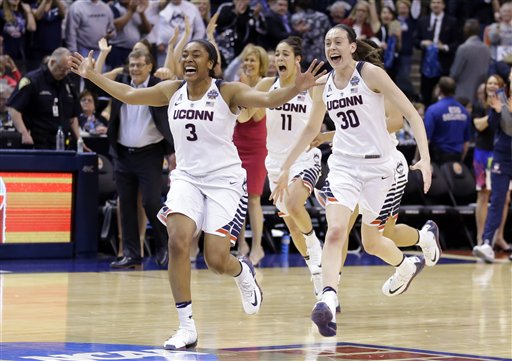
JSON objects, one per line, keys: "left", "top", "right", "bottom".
{"left": 270, "top": 169, "right": 290, "bottom": 204}
{"left": 294, "top": 59, "right": 327, "bottom": 92}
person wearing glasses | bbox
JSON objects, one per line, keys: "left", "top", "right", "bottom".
{"left": 102, "top": 48, "right": 174, "bottom": 269}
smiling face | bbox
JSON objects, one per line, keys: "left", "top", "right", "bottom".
{"left": 324, "top": 27, "right": 356, "bottom": 70}
{"left": 242, "top": 52, "right": 261, "bottom": 78}
{"left": 128, "top": 55, "right": 152, "bottom": 85}
{"left": 485, "top": 75, "right": 503, "bottom": 97}
{"left": 181, "top": 42, "right": 214, "bottom": 80}
{"left": 274, "top": 42, "right": 299, "bottom": 79}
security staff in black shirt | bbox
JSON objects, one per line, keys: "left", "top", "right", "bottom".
{"left": 7, "top": 47, "right": 83, "bottom": 149}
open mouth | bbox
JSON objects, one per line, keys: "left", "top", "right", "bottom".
{"left": 278, "top": 65, "right": 287, "bottom": 72}
{"left": 330, "top": 55, "right": 341, "bottom": 62}
{"left": 184, "top": 66, "right": 197, "bottom": 75}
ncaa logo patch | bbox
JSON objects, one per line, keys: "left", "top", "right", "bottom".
{"left": 0, "top": 342, "right": 217, "bottom": 360}
{"left": 349, "top": 76, "right": 360, "bottom": 86}
{"left": 396, "top": 161, "right": 404, "bottom": 175}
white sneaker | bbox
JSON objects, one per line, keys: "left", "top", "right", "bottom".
{"left": 235, "top": 257, "right": 263, "bottom": 315}
{"left": 418, "top": 220, "right": 442, "bottom": 266}
{"left": 473, "top": 244, "right": 495, "bottom": 263}
{"left": 163, "top": 328, "right": 198, "bottom": 350}
{"left": 311, "top": 292, "right": 337, "bottom": 337}
{"left": 382, "top": 256, "right": 425, "bottom": 297}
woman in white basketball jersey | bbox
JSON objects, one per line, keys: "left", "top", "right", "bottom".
{"left": 240, "top": 36, "right": 324, "bottom": 299}
{"left": 69, "top": 40, "right": 325, "bottom": 350}
{"left": 271, "top": 24, "right": 432, "bottom": 338}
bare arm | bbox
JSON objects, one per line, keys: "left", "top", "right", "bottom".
{"left": 473, "top": 115, "right": 489, "bottom": 131}
{"left": 22, "top": 3, "right": 37, "bottom": 32}
{"left": 230, "top": 61, "right": 325, "bottom": 109}
{"left": 113, "top": 1, "right": 136, "bottom": 31}
{"left": 69, "top": 51, "right": 175, "bottom": 106}
{"left": 95, "top": 37, "right": 112, "bottom": 73}
{"left": 33, "top": 0, "right": 51, "bottom": 20}
{"left": 236, "top": 77, "right": 275, "bottom": 122}
{"left": 206, "top": 13, "right": 223, "bottom": 76}
{"left": 162, "top": 24, "right": 180, "bottom": 76}
{"left": 384, "top": 96, "right": 404, "bottom": 133}
{"left": 173, "top": 15, "right": 192, "bottom": 79}
{"left": 363, "top": 63, "right": 431, "bottom": 192}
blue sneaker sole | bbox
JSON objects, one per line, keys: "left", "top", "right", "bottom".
{"left": 311, "top": 302, "right": 337, "bottom": 337}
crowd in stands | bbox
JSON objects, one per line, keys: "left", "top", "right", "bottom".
{"left": 0, "top": 0, "right": 510, "bottom": 256}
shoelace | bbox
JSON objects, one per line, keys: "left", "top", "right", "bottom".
{"left": 240, "top": 276, "right": 254, "bottom": 299}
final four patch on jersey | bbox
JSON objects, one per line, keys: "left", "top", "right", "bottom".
{"left": 207, "top": 89, "right": 219, "bottom": 99}
{"left": 18, "top": 77, "right": 30, "bottom": 89}
{"left": 350, "top": 76, "right": 360, "bottom": 86}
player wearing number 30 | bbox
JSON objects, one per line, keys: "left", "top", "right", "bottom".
{"left": 270, "top": 25, "right": 433, "bottom": 338}
{"left": 68, "top": 39, "right": 325, "bottom": 350}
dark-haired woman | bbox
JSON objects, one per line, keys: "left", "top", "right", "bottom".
{"left": 271, "top": 24, "right": 432, "bottom": 337}
{"left": 240, "top": 36, "right": 324, "bottom": 300}
{"left": 69, "top": 39, "right": 324, "bottom": 350}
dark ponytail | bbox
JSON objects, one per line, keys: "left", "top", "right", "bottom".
{"left": 353, "top": 39, "right": 384, "bottom": 69}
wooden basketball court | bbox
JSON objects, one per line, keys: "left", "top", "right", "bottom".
{"left": 0, "top": 252, "right": 510, "bottom": 360}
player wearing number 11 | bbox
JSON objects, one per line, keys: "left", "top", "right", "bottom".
{"left": 270, "top": 24, "right": 432, "bottom": 337}
{"left": 69, "top": 39, "right": 325, "bottom": 350}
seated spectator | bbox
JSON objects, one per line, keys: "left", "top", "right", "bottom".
{"left": 0, "top": 85, "right": 15, "bottom": 131}
{"left": 0, "top": 54, "right": 22, "bottom": 87}
{"left": 78, "top": 89, "right": 108, "bottom": 136}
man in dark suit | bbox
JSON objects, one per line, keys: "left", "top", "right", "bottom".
{"left": 108, "top": 49, "right": 173, "bottom": 268}
{"left": 414, "top": 0, "right": 461, "bottom": 106}
{"left": 262, "top": 0, "right": 295, "bottom": 51}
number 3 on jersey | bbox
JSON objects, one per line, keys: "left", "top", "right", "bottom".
{"left": 281, "top": 114, "right": 292, "bottom": 131}
{"left": 185, "top": 123, "right": 198, "bottom": 141}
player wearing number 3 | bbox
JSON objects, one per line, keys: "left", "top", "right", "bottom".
{"left": 270, "top": 25, "right": 432, "bottom": 337}
{"left": 69, "top": 39, "right": 325, "bottom": 350}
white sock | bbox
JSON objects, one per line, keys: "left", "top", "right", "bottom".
{"left": 304, "top": 230, "right": 320, "bottom": 249}
{"left": 321, "top": 290, "right": 337, "bottom": 320}
{"left": 177, "top": 303, "right": 195, "bottom": 331}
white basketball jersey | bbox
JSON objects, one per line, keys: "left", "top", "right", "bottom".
{"left": 323, "top": 62, "right": 394, "bottom": 162}
{"left": 168, "top": 79, "right": 242, "bottom": 176}
{"left": 266, "top": 78, "right": 312, "bottom": 160}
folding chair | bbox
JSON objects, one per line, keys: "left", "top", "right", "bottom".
{"left": 440, "top": 161, "right": 477, "bottom": 247}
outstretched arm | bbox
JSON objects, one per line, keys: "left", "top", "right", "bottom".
{"left": 230, "top": 60, "right": 325, "bottom": 109}
{"left": 364, "top": 64, "right": 431, "bottom": 193}
{"left": 69, "top": 51, "right": 174, "bottom": 107}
